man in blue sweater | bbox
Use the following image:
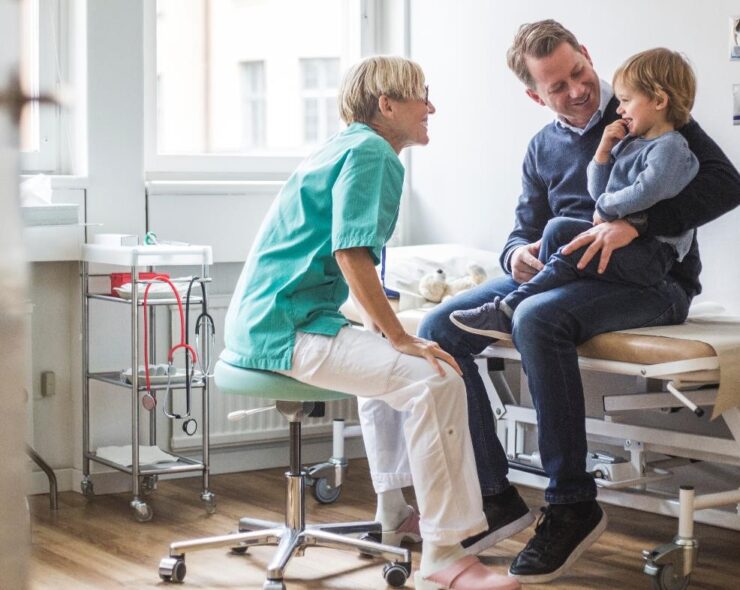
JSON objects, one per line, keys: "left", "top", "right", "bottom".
{"left": 418, "top": 20, "right": 740, "bottom": 584}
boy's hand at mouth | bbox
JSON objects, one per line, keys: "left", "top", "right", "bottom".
{"left": 594, "top": 119, "right": 628, "bottom": 164}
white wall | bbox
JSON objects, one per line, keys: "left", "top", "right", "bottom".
{"left": 408, "top": 0, "right": 740, "bottom": 312}
{"left": 28, "top": 0, "right": 146, "bottom": 488}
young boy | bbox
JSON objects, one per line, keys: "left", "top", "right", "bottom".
{"left": 450, "top": 47, "right": 700, "bottom": 339}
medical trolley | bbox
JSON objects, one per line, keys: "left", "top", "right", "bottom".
{"left": 80, "top": 243, "right": 215, "bottom": 522}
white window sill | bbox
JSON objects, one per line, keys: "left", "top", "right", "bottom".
{"left": 20, "top": 175, "right": 89, "bottom": 190}
{"left": 146, "top": 180, "right": 284, "bottom": 197}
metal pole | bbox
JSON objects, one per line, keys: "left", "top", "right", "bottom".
{"left": 81, "top": 261, "right": 90, "bottom": 478}
{"left": 286, "top": 421, "right": 304, "bottom": 530}
{"left": 131, "top": 264, "right": 140, "bottom": 499}
{"left": 200, "top": 266, "right": 210, "bottom": 492}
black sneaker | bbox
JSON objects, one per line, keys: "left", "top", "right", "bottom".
{"left": 462, "top": 486, "right": 535, "bottom": 555}
{"left": 509, "top": 501, "right": 607, "bottom": 583}
{"left": 449, "top": 297, "right": 513, "bottom": 340}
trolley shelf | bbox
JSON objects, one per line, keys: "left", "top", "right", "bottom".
{"left": 85, "top": 452, "right": 205, "bottom": 476}
{"left": 87, "top": 293, "right": 204, "bottom": 306}
{"left": 88, "top": 371, "right": 207, "bottom": 391}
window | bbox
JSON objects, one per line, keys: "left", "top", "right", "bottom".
{"left": 20, "top": 0, "right": 40, "bottom": 155}
{"left": 148, "top": 0, "right": 367, "bottom": 176}
{"left": 240, "top": 61, "right": 266, "bottom": 150}
{"left": 301, "top": 58, "right": 340, "bottom": 144}
{"left": 19, "top": 0, "right": 78, "bottom": 174}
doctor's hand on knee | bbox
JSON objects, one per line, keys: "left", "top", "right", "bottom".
{"left": 562, "top": 218, "right": 638, "bottom": 273}
{"left": 389, "top": 333, "right": 463, "bottom": 377}
{"left": 511, "top": 240, "right": 544, "bottom": 283}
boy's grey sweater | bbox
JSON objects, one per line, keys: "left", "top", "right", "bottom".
{"left": 587, "top": 131, "right": 699, "bottom": 261}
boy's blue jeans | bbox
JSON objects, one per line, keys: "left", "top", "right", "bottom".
{"left": 418, "top": 233, "right": 690, "bottom": 504}
{"left": 505, "top": 217, "right": 678, "bottom": 311}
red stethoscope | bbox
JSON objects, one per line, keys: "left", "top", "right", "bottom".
{"left": 140, "top": 276, "right": 210, "bottom": 436}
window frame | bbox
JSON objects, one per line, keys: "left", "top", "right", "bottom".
{"left": 143, "top": 0, "right": 381, "bottom": 180}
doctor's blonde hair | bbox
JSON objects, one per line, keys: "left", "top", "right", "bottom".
{"left": 613, "top": 48, "right": 696, "bottom": 128}
{"left": 338, "top": 56, "right": 426, "bottom": 124}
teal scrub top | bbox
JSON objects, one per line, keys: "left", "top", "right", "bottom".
{"left": 221, "top": 123, "right": 405, "bottom": 371}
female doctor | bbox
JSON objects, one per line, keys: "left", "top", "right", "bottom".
{"left": 222, "top": 56, "right": 518, "bottom": 590}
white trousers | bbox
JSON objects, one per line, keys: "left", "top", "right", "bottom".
{"left": 280, "top": 326, "right": 487, "bottom": 544}
{"left": 357, "top": 397, "right": 412, "bottom": 492}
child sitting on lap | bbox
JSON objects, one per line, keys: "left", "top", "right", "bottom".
{"left": 451, "top": 47, "right": 699, "bottom": 339}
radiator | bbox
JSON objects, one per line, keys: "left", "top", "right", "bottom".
{"left": 169, "top": 295, "right": 359, "bottom": 451}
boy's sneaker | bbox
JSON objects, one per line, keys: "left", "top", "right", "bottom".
{"left": 462, "top": 486, "right": 534, "bottom": 555}
{"left": 449, "top": 297, "right": 513, "bottom": 340}
{"left": 509, "top": 501, "right": 607, "bottom": 584}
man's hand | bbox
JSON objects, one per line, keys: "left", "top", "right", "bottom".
{"left": 389, "top": 333, "right": 462, "bottom": 377}
{"left": 510, "top": 240, "right": 544, "bottom": 283}
{"left": 594, "top": 119, "right": 628, "bottom": 164}
{"left": 561, "top": 219, "right": 638, "bottom": 273}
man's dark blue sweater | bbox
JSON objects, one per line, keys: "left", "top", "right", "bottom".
{"left": 501, "top": 96, "right": 740, "bottom": 298}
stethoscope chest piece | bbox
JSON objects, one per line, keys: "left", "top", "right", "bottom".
{"left": 182, "top": 418, "right": 198, "bottom": 436}
{"left": 142, "top": 392, "right": 157, "bottom": 411}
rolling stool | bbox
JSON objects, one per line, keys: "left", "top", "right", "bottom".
{"left": 159, "top": 360, "right": 412, "bottom": 589}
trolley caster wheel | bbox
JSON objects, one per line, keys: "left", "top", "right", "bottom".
{"left": 312, "top": 477, "right": 341, "bottom": 504}
{"left": 201, "top": 491, "right": 217, "bottom": 514}
{"left": 141, "top": 475, "right": 158, "bottom": 495}
{"left": 648, "top": 563, "right": 691, "bottom": 590}
{"left": 383, "top": 561, "right": 410, "bottom": 588}
{"left": 159, "top": 556, "right": 186, "bottom": 583}
{"left": 131, "top": 500, "right": 153, "bottom": 522}
{"left": 357, "top": 531, "right": 381, "bottom": 559}
{"left": 262, "top": 580, "right": 286, "bottom": 590}
{"left": 80, "top": 478, "right": 94, "bottom": 498}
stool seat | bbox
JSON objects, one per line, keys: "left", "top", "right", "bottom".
{"left": 214, "top": 360, "right": 351, "bottom": 402}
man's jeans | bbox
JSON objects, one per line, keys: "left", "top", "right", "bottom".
{"left": 418, "top": 259, "right": 690, "bottom": 504}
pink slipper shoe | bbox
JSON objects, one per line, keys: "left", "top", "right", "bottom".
{"left": 382, "top": 505, "right": 422, "bottom": 545}
{"left": 416, "top": 555, "right": 520, "bottom": 590}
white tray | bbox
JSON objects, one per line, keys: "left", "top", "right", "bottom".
{"left": 113, "top": 283, "right": 191, "bottom": 300}
{"left": 122, "top": 366, "right": 203, "bottom": 384}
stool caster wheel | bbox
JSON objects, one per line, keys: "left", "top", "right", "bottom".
{"left": 230, "top": 544, "right": 249, "bottom": 555}
{"left": 159, "top": 556, "right": 186, "bottom": 583}
{"left": 647, "top": 563, "right": 690, "bottom": 590}
{"left": 80, "top": 477, "right": 94, "bottom": 498}
{"left": 131, "top": 499, "right": 153, "bottom": 522}
{"left": 312, "top": 477, "right": 341, "bottom": 504}
{"left": 383, "top": 561, "right": 410, "bottom": 588}
{"left": 201, "top": 491, "right": 217, "bottom": 514}
{"left": 263, "top": 580, "right": 286, "bottom": 590}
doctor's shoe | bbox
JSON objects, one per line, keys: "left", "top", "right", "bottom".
{"left": 462, "top": 486, "right": 534, "bottom": 555}
{"left": 508, "top": 501, "right": 607, "bottom": 584}
{"left": 382, "top": 505, "right": 422, "bottom": 545}
{"left": 449, "top": 297, "right": 513, "bottom": 340}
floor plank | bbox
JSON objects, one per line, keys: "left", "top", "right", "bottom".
{"left": 29, "top": 459, "right": 740, "bottom": 589}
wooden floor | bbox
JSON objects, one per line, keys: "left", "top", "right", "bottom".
{"left": 29, "top": 459, "right": 740, "bottom": 589}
